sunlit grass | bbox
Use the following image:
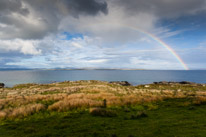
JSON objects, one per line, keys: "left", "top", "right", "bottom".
{"left": 0, "top": 80, "right": 206, "bottom": 119}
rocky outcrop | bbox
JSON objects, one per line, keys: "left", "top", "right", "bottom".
{"left": 153, "top": 81, "right": 196, "bottom": 85}
{"left": 109, "top": 81, "right": 131, "bottom": 86}
{"left": 179, "top": 81, "right": 196, "bottom": 84}
{"left": 0, "top": 83, "right": 5, "bottom": 88}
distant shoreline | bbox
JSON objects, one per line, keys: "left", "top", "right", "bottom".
{"left": 1, "top": 80, "right": 206, "bottom": 88}
{"left": 0, "top": 68, "right": 205, "bottom": 71}
{"left": 0, "top": 70, "right": 206, "bottom": 87}
{"left": 0, "top": 68, "right": 146, "bottom": 71}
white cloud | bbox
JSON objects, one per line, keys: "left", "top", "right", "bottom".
{"left": 86, "top": 59, "right": 108, "bottom": 63}
{"left": 130, "top": 57, "right": 182, "bottom": 70}
{"left": 4, "top": 34, "right": 187, "bottom": 69}
{"left": 59, "top": 6, "right": 157, "bottom": 44}
{"left": 0, "top": 39, "right": 41, "bottom": 55}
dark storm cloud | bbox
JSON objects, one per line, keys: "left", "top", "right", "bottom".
{"left": 111, "top": 0, "right": 206, "bottom": 18}
{"left": 62, "top": 0, "right": 108, "bottom": 17}
{"left": 0, "top": 0, "right": 29, "bottom": 15}
{"left": 0, "top": 0, "right": 108, "bottom": 40}
{"left": 0, "top": 0, "right": 58, "bottom": 39}
{"left": 26, "top": 0, "right": 108, "bottom": 17}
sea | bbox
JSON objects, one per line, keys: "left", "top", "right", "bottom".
{"left": 0, "top": 70, "right": 206, "bottom": 87}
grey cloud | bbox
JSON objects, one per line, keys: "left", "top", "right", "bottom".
{"left": 62, "top": 0, "right": 108, "bottom": 17}
{"left": 0, "top": 0, "right": 58, "bottom": 39}
{"left": 0, "top": 0, "right": 108, "bottom": 39}
{"left": 0, "top": 0, "right": 29, "bottom": 15}
{"left": 60, "top": 0, "right": 206, "bottom": 45}
{"left": 2, "top": 0, "right": 204, "bottom": 40}
{"left": 110, "top": 0, "right": 206, "bottom": 18}
{"left": 0, "top": 52, "right": 32, "bottom": 68}
{"left": 26, "top": 0, "right": 108, "bottom": 17}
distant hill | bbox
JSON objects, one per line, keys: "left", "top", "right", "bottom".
{"left": 0, "top": 67, "right": 145, "bottom": 71}
{"left": 0, "top": 68, "right": 32, "bottom": 71}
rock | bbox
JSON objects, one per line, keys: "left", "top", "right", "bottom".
{"left": 109, "top": 81, "right": 131, "bottom": 86}
{"left": 0, "top": 83, "right": 4, "bottom": 88}
{"left": 153, "top": 81, "right": 196, "bottom": 85}
{"left": 179, "top": 81, "right": 196, "bottom": 84}
{"left": 153, "top": 81, "right": 169, "bottom": 85}
{"left": 168, "top": 81, "right": 176, "bottom": 84}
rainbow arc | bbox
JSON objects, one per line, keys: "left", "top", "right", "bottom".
{"left": 123, "top": 25, "right": 189, "bottom": 70}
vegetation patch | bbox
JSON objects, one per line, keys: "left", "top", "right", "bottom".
{"left": 0, "top": 81, "right": 206, "bottom": 136}
{"left": 130, "top": 111, "right": 148, "bottom": 119}
{"left": 90, "top": 108, "right": 117, "bottom": 117}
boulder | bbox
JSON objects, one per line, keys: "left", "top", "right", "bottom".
{"left": 109, "top": 81, "right": 131, "bottom": 86}
{"left": 179, "top": 81, "right": 196, "bottom": 84}
{"left": 0, "top": 83, "right": 4, "bottom": 88}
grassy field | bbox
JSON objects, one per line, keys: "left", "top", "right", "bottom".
{"left": 0, "top": 80, "right": 206, "bottom": 137}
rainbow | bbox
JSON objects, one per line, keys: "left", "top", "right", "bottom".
{"left": 124, "top": 25, "right": 189, "bottom": 70}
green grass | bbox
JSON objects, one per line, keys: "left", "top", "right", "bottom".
{"left": 1, "top": 99, "right": 206, "bottom": 137}
{"left": 136, "top": 83, "right": 206, "bottom": 92}
{"left": 12, "top": 83, "right": 38, "bottom": 89}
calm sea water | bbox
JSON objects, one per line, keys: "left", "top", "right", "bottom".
{"left": 0, "top": 70, "right": 206, "bottom": 87}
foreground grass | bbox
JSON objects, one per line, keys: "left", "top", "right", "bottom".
{"left": 1, "top": 99, "right": 206, "bottom": 137}
{"left": 1, "top": 80, "right": 206, "bottom": 136}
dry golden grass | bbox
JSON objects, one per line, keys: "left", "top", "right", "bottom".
{"left": 48, "top": 98, "right": 102, "bottom": 111}
{"left": 193, "top": 96, "right": 206, "bottom": 105}
{"left": 9, "top": 104, "right": 45, "bottom": 118}
{"left": 0, "top": 94, "right": 67, "bottom": 111}
{"left": 0, "top": 80, "right": 206, "bottom": 118}
{"left": 0, "top": 104, "right": 45, "bottom": 119}
{"left": 0, "top": 111, "right": 7, "bottom": 119}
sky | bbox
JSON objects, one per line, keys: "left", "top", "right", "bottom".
{"left": 0, "top": 0, "right": 206, "bottom": 70}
